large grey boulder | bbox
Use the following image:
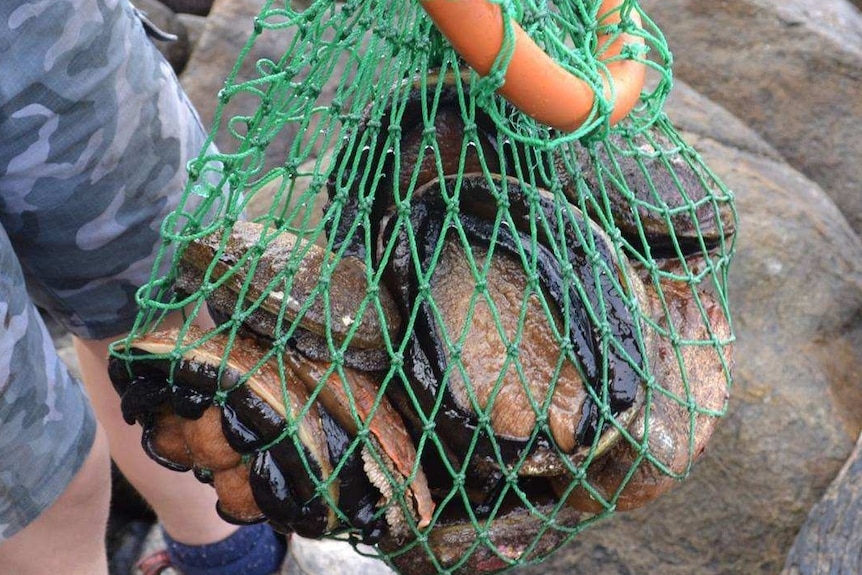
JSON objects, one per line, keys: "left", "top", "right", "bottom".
{"left": 179, "top": 0, "right": 289, "bottom": 157}
{"left": 639, "top": 0, "right": 862, "bottom": 236}
{"left": 782, "top": 433, "right": 862, "bottom": 575}
{"left": 156, "top": 0, "right": 215, "bottom": 16}
{"left": 179, "top": 0, "right": 353, "bottom": 176}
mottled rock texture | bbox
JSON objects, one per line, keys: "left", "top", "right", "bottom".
{"left": 134, "top": 0, "right": 190, "bottom": 73}
{"left": 179, "top": 0, "right": 350, "bottom": 174}
{"left": 156, "top": 0, "right": 215, "bottom": 16}
{"left": 782, "top": 433, "right": 862, "bottom": 575}
{"left": 639, "top": 0, "right": 862, "bottom": 236}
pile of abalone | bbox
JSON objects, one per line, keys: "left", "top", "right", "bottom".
{"left": 108, "top": 72, "right": 735, "bottom": 575}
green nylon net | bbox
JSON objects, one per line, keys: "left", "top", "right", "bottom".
{"left": 109, "top": 1, "right": 736, "bottom": 573}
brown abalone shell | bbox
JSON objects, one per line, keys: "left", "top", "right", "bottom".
{"left": 326, "top": 70, "right": 502, "bottom": 260}
{"left": 177, "top": 221, "right": 401, "bottom": 353}
{"left": 554, "top": 268, "right": 733, "bottom": 512}
{"left": 560, "top": 124, "right": 736, "bottom": 258}
{"left": 383, "top": 173, "right": 654, "bottom": 482}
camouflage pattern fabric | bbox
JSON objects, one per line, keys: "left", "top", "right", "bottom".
{"left": 0, "top": 224, "right": 97, "bottom": 541}
{"left": 0, "top": 0, "right": 209, "bottom": 340}
{"left": 0, "top": 0, "right": 210, "bottom": 540}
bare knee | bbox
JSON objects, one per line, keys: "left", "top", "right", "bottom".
{"left": 55, "top": 424, "right": 112, "bottom": 520}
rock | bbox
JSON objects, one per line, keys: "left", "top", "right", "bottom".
{"left": 782, "top": 432, "right": 862, "bottom": 575}
{"left": 515, "top": 90, "right": 862, "bottom": 573}
{"left": 663, "top": 81, "right": 781, "bottom": 161}
{"left": 156, "top": 0, "right": 215, "bottom": 16}
{"left": 639, "top": 0, "right": 862, "bottom": 236}
{"left": 177, "top": 13, "right": 207, "bottom": 54}
{"left": 133, "top": 0, "right": 191, "bottom": 74}
{"left": 179, "top": 0, "right": 353, "bottom": 177}
{"left": 179, "top": 0, "right": 287, "bottom": 162}
{"left": 159, "top": 3, "right": 862, "bottom": 571}
{"left": 286, "top": 536, "right": 395, "bottom": 575}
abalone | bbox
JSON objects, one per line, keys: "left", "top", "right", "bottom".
{"left": 560, "top": 124, "right": 737, "bottom": 259}
{"left": 376, "top": 173, "right": 654, "bottom": 487}
{"left": 553, "top": 263, "right": 733, "bottom": 512}
{"left": 327, "top": 69, "right": 503, "bottom": 260}
{"left": 109, "top": 324, "right": 433, "bottom": 542}
{"left": 176, "top": 221, "right": 402, "bottom": 371}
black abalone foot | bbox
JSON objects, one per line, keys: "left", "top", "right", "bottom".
{"left": 140, "top": 422, "right": 192, "bottom": 473}
{"left": 170, "top": 384, "right": 214, "bottom": 420}
{"left": 220, "top": 403, "right": 267, "bottom": 453}
{"left": 456, "top": 174, "right": 644, "bottom": 417}
{"left": 626, "top": 233, "right": 722, "bottom": 262}
{"left": 249, "top": 447, "right": 330, "bottom": 538}
{"left": 319, "top": 408, "right": 386, "bottom": 544}
{"left": 216, "top": 501, "right": 265, "bottom": 526}
{"left": 217, "top": 386, "right": 337, "bottom": 538}
{"left": 249, "top": 450, "right": 306, "bottom": 535}
{"left": 110, "top": 346, "right": 225, "bottom": 424}
{"left": 360, "top": 523, "right": 386, "bottom": 546}
{"left": 575, "top": 397, "right": 601, "bottom": 447}
{"left": 193, "top": 466, "right": 214, "bottom": 484}
{"left": 401, "top": 328, "right": 548, "bottom": 473}
{"left": 325, "top": 69, "right": 503, "bottom": 263}
{"left": 386, "top": 207, "right": 521, "bottom": 468}
{"left": 220, "top": 386, "right": 287, "bottom": 460}
{"left": 107, "top": 355, "right": 134, "bottom": 397}
{"left": 118, "top": 374, "right": 170, "bottom": 425}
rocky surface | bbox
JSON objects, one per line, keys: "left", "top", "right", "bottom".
{"left": 782, "top": 433, "right": 862, "bottom": 575}
{"left": 134, "top": 0, "right": 191, "bottom": 73}
{"left": 639, "top": 0, "right": 862, "bottom": 236}
{"left": 176, "top": 0, "right": 342, "bottom": 175}
{"left": 157, "top": 0, "right": 215, "bottom": 16}
{"left": 177, "top": 0, "right": 294, "bottom": 163}
{"left": 45, "top": 1, "right": 862, "bottom": 573}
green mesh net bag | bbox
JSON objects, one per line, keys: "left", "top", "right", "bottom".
{"left": 108, "top": 0, "right": 736, "bottom": 573}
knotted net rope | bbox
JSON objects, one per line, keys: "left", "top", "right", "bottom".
{"left": 110, "top": 1, "right": 736, "bottom": 573}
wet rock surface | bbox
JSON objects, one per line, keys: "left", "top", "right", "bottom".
{"left": 43, "top": 0, "right": 862, "bottom": 573}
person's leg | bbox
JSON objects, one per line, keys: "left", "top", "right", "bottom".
{"left": 0, "top": 0, "right": 253, "bottom": 558}
{"left": 0, "top": 224, "right": 110, "bottom": 573}
{"left": 1, "top": 1, "right": 286, "bottom": 570}
{"left": 0, "top": 427, "right": 111, "bottom": 575}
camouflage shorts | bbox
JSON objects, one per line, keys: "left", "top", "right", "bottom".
{"left": 0, "top": 0, "right": 210, "bottom": 540}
